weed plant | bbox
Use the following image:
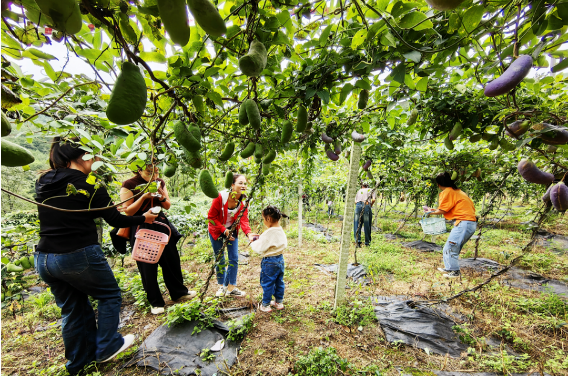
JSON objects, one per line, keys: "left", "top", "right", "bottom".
{"left": 334, "top": 299, "right": 376, "bottom": 327}
{"left": 165, "top": 297, "right": 219, "bottom": 335}
{"left": 227, "top": 312, "right": 255, "bottom": 342}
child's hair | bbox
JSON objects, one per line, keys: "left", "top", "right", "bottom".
{"left": 262, "top": 205, "right": 289, "bottom": 222}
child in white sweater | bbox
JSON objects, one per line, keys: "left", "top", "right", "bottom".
{"left": 250, "top": 206, "right": 288, "bottom": 313}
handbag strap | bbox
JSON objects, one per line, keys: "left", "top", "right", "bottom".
{"left": 135, "top": 220, "right": 172, "bottom": 240}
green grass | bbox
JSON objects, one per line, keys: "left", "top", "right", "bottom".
{"left": 361, "top": 241, "right": 414, "bottom": 279}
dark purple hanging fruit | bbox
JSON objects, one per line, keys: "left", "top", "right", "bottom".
{"left": 351, "top": 130, "right": 365, "bottom": 143}
{"left": 517, "top": 159, "right": 554, "bottom": 185}
{"left": 326, "top": 149, "right": 339, "bottom": 161}
{"left": 550, "top": 182, "right": 568, "bottom": 211}
{"left": 321, "top": 132, "right": 334, "bottom": 144}
{"left": 535, "top": 123, "right": 568, "bottom": 145}
{"left": 484, "top": 55, "right": 533, "bottom": 97}
{"left": 362, "top": 159, "right": 371, "bottom": 171}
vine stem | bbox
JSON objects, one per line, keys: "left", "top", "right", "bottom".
{"left": 1, "top": 148, "right": 157, "bottom": 213}
{"left": 25, "top": 81, "right": 97, "bottom": 123}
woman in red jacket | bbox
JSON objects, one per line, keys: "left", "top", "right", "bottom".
{"left": 208, "top": 174, "right": 257, "bottom": 297}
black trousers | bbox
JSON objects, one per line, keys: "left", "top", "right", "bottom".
{"left": 136, "top": 243, "right": 188, "bottom": 307}
{"left": 132, "top": 215, "right": 187, "bottom": 308}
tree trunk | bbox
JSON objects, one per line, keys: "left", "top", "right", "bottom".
{"left": 334, "top": 142, "right": 361, "bottom": 309}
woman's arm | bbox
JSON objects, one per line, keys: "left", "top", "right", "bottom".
{"left": 120, "top": 188, "right": 153, "bottom": 216}
{"left": 428, "top": 208, "right": 447, "bottom": 215}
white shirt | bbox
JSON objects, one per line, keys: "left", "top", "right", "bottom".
{"left": 224, "top": 202, "right": 240, "bottom": 227}
{"left": 250, "top": 226, "right": 287, "bottom": 258}
{"left": 354, "top": 188, "right": 376, "bottom": 203}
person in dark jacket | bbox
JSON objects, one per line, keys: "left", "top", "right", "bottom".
{"left": 120, "top": 164, "right": 196, "bottom": 315}
{"left": 34, "top": 137, "right": 159, "bottom": 376}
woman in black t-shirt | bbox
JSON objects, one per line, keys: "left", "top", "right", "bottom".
{"left": 120, "top": 164, "right": 195, "bottom": 315}
{"left": 35, "top": 137, "right": 158, "bottom": 375}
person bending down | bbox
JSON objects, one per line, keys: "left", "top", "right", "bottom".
{"left": 426, "top": 172, "right": 477, "bottom": 278}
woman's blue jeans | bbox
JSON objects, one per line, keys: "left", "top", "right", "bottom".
{"left": 35, "top": 245, "right": 124, "bottom": 375}
{"left": 442, "top": 220, "right": 477, "bottom": 271}
{"left": 209, "top": 233, "right": 239, "bottom": 286}
{"left": 260, "top": 254, "right": 285, "bottom": 306}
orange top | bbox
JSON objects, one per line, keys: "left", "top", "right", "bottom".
{"left": 438, "top": 187, "right": 476, "bottom": 225}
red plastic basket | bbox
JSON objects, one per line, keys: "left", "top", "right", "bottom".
{"left": 132, "top": 221, "right": 171, "bottom": 264}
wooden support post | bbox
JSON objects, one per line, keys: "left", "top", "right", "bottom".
{"left": 334, "top": 142, "right": 362, "bottom": 309}
{"left": 298, "top": 182, "right": 303, "bottom": 247}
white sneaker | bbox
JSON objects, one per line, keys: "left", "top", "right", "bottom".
{"left": 100, "top": 334, "right": 135, "bottom": 362}
{"left": 437, "top": 268, "right": 447, "bottom": 273}
{"left": 151, "top": 306, "right": 165, "bottom": 315}
{"left": 270, "top": 300, "right": 284, "bottom": 310}
{"left": 215, "top": 286, "right": 227, "bottom": 297}
{"left": 225, "top": 287, "right": 246, "bottom": 297}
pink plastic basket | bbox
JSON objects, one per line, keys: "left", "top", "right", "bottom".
{"left": 132, "top": 221, "right": 171, "bottom": 264}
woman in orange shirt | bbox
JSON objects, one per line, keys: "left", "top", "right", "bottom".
{"left": 426, "top": 172, "right": 477, "bottom": 278}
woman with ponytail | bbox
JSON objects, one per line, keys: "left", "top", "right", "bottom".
{"left": 425, "top": 172, "right": 477, "bottom": 278}
{"left": 207, "top": 174, "right": 258, "bottom": 298}
{"left": 35, "top": 137, "right": 159, "bottom": 375}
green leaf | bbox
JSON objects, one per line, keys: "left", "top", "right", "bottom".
{"left": 379, "top": 31, "right": 397, "bottom": 47}
{"left": 547, "top": 14, "right": 565, "bottom": 31}
{"left": 76, "top": 49, "right": 104, "bottom": 60}
{"left": 355, "top": 80, "right": 372, "bottom": 90}
{"left": 319, "top": 25, "right": 333, "bottom": 47}
{"left": 207, "top": 91, "right": 224, "bottom": 108}
{"left": 139, "top": 51, "right": 167, "bottom": 63}
{"left": 448, "top": 14, "right": 460, "bottom": 33}
{"left": 404, "top": 74, "right": 415, "bottom": 90}
{"left": 403, "top": 51, "right": 421, "bottom": 63}
{"left": 126, "top": 133, "right": 134, "bottom": 149}
{"left": 416, "top": 76, "right": 428, "bottom": 92}
{"left": 460, "top": 5, "right": 484, "bottom": 34}
{"left": 93, "top": 30, "right": 102, "bottom": 50}
{"left": 24, "top": 48, "right": 57, "bottom": 60}
{"left": 317, "top": 90, "right": 330, "bottom": 105}
{"left": 305, "top": 88, "right": 317, "bottom": 99}
{"left": 391, "top": 62, "right": 406, "bottom": 84}
{"left": 272, "top": 31, "right": 290, "bottom": 46}
{"left": 551, "top": 59, "right": 568, "bottom": 73}
{"left": 398, "top": 12, "right": 432, "bottom": 31}
{"left": 91, "top": 161, "right": 104, "bottom": 171}
{"left": 204, "top": 67, "right": 220, "bottom": 78}
{"left": 43, "top": 61, "right": 57, "bottom": 82}
{"left": 351, "top": 29, "right": 367, "bottom": 49}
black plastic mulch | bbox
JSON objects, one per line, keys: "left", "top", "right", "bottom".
{"left": 403, "top": 240, "right": 442, "bottom": 252}
{"left": 372, "top": 296, "right": 467, "bottom": 358}
{"left": 459, "top": 258, "right": 568, "bottom": 298}
{"left": 124, "top": 307, "right": 254, "bottom": 375}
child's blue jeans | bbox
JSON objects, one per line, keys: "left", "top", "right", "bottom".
{"left": 260, "top": 254, "right": 285, "bottom": 306}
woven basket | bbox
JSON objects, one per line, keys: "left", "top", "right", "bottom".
{"left": 132, "top": 221, "right": 171, "bottom": 264}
